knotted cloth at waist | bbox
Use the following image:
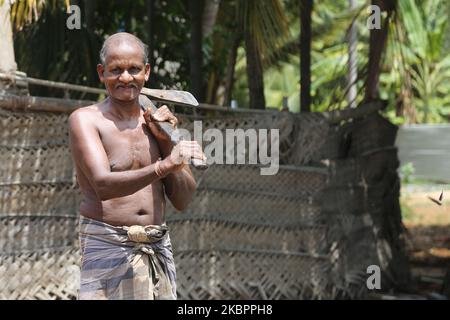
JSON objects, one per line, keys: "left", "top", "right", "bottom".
{"left": 78, "top": 216, "right": 177, "bottom": 300}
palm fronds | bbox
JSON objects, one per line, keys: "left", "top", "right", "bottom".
{"left": 7, "top": 0, "right": 69, "bottom": 31}
{"left": 389, "top": 0, "right": 450, "bottom": 123}
{"left": 237, "top": 0, "right": 290, "bottom": 66}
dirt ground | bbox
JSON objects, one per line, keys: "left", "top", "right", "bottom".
{"left": 400, "top": 187, "right": 450, "bottom": 298}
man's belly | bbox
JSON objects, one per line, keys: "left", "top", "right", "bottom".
{"left": 79, "top": 183, "right": 166, "bottom": 227}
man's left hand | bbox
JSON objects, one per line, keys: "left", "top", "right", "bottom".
{"left": 143, "top": 105, "right": 178, "bottom": 144}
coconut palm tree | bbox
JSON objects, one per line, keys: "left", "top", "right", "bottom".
{"left": 389, "top": 0, "right": 450, "bottom": 123}
{"left": 0, "top": 0, "right": 71, "bottom": 74}
{"left": 240, "top": 0, "right": 289, "bottom": 109}
{"left": 0, "top": 0, "right": 17, "bottom": 74}
{"left": 201, "top": 0, "right": 289, "bottom": 108}
{"left": 253, "top": 0, "right": 366, "bottom": 112}
{"left": 300, "top": 0, "right": 313, "bottom": 112}
{"left": 188, "top": 0, "right": 204, "bottom": 102}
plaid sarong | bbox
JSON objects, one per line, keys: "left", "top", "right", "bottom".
{"left": 78, "top": 216, "right": 177, "bottom": 300}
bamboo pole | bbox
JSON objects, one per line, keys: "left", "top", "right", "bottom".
{"left": 0, "top": 72, "right": 106, "bottom": 95}
{"left": 322, "top": 100, "right": 387, "bottom": 124}
{"left": 0, "top": 73, "right": 387, "bottom": 121}
{"left": 0, "top": 94, "right": 93, "bottom": 113}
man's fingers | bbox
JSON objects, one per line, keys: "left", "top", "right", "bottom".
{"left": 151, "top": 105, "right": 178, "bottom": 127}
{"left": 159, "top": 105, "right": 170, "bottom": 112}
{"left": 183, "top": 142, "right": 204, "bottom": 152}
{"left": 170, "top": 140, "right": 206, "bottom": 167}
{"left": 179, "top": 145, "right": 206, "bottom": 160}
{"left": 191, "top": 151, "right": 207, "bottom": 160}
{"left": 178, "top": 142, "right": 202, "bottom": 152}
{"left": 179, "top": 140, "right": 201, "bottom": 146}
{"left": 152, "top": 112, "right": 165, "bottom": 122}
{"left": 143, "top": 109, "right": 154, "bottom": 122}
{"left": 168, "top": 116, "right": 178, "bottom": 127}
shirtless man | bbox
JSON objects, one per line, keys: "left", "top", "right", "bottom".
{"left": 68, "top": 32, "right": 204, "bottom": 300}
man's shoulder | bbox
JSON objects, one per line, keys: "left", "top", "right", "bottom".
{"left": 69, "top": 104, "right": 103, "bottom": 126}
{"left": 70, "top": 104, "right": 102, "bottom": 118}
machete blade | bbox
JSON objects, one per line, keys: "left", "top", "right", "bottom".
{"left": 140, "top": 88, "right": 199, "bottom": 107}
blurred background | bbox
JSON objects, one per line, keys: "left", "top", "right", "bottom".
{"left": 5, "top": 0, "right": 450, "bottom": 117}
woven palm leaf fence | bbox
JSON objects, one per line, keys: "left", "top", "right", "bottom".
{"left": 0, "top": 92, "right": 410, "bottom": 299}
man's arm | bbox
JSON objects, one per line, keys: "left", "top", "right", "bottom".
{"left": 69, "top": 108, "right": 165, "bottom": 201}
{"left": 164, "top": 168, "right": 197, "bottom": 211}
{"left": 158, "top": 142, "right": 197, "bottom": 211}
{"left": 143, "top": 106, "right": 206, "bottom": 211}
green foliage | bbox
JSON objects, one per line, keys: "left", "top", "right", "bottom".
{"left": 382, "top": 0, "right": 450, "bottom": 124}
{"left": 399, "top": 198, "right": 415, "bottom": 223}
{"left": 264, "top": 59, "right": 299, "bottom": 112}
{"left": 7, "top": 0, "right": 450, "bottom": 121}
{"left": 399, "top": 162, "right": 415, "bottom": 184}
{"left": 236, "top": 0, "right": 290, "bottom": 66}
{"left": 12, "top": 0, "right": 191, "bottom": 98}
{"left": 257, "top": 0, "right": 369, "bottom": 112}
{"left": 13, "top": 3, "right": 101, "bottom": 99}
{"left": 259, "top": 0, "right": 450, "bottom": 121}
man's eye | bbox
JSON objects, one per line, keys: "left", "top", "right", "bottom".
{"left": 129, "top": 67, "right": 140, "bottom": 74}
{"left": 111, "top": 68, "right": 121, "bottom": 74}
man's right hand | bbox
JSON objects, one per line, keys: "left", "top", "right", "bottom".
{"left": 161, "top": 140, "right": 206, "bottom": 173}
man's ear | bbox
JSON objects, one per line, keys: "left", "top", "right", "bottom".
{"left": 97, "top": 64, "right": 105, "bottom": 83}
{"left": 144, "top": 63, "right": 151, "bottom": 82}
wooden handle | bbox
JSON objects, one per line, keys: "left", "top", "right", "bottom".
{"left": 139, "top": 96, "right": 208, "bottom": 170}
{"left": 158, "top": 122, "right": 208, "bottom": 170}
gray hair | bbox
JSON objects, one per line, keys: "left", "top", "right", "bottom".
{"left": 99, "top": 32, "right": 149, "bottom": 65}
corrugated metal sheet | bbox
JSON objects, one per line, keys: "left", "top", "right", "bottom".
{"left": 396, "top": 125, "right": 450, "bottom": 183}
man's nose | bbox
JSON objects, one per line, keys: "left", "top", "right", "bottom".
{"left": 118, "top": 70, "right": 133, "bottom": 82}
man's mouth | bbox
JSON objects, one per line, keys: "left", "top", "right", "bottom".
{"left": 116, "top": 84, "right": 138, "bottom": 89}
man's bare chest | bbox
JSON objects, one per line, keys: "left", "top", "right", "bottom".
{"left": 99, "top": 122, "right": 160, "bottom": 171}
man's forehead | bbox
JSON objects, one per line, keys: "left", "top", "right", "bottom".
{"left": 104, "top": 44, "right": 145, "bottom": 65}
{"left": 106, "top": 58, "right": 144, "bottom": 68}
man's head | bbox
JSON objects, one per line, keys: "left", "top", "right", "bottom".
{"left": 97, "top": 32, "right": 151, "bottom": 102}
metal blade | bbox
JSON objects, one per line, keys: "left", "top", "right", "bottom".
{"left": 138, "top": 94, "right": 208, "bottom": 170}
{"left": 140, "top": 88, "right": 199, "bottom": 107}
{"left": 138, "top": 94, "right": 158, "bottom": 113}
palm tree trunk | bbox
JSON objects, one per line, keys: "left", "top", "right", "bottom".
{"left": 300, "top": 0, "right": 313, "bottom": 113}
{"left": 347, "top": 0, "right": 358, "bottom": 108}
{"left": 84, "top": 0, "right": 95, "bottom": 31}
{"left": 397, "top": 70, "right": 417, "bottom": 124}
{"left": 0, "top": 1, "right": 17, "bottom": 74}
{"left": 223, "top": 34, "right": 241, "bottom": 107}
{"left": 189, "top": 0, "right": 204, "bottom": 102}
{"left": 365, "top": 24, "right": 388, "bottom": 100}
{"left": 365, "top": 0, "right": 394, "bottom": 101}
{"left": 203, "top": 0, "right": 221, "bottom": 104}
{"left": 202, "top": 0, "right": 220, "bottom": 37}
{"left": 146, "top": 0, "right": 156, "bottom": 88}
{"left": 245, "top": 29, "right": 265, "bottom": 109}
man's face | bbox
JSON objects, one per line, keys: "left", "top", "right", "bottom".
{"left": 97, "top": 43, "right": 150, "bottom": 102}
